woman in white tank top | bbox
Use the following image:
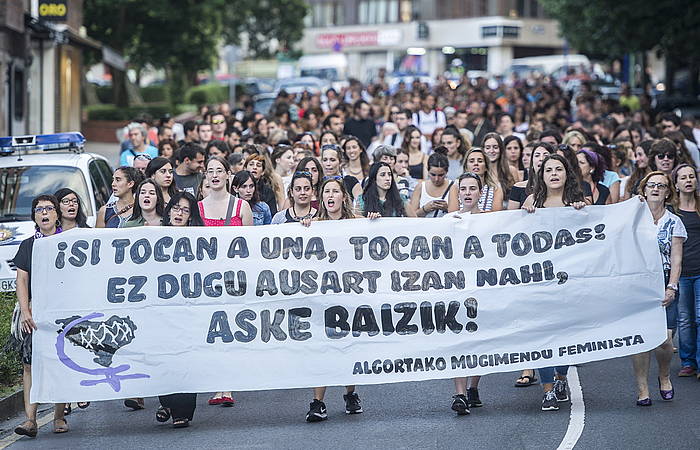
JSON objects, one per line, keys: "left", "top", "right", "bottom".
{"left": 410, "top": 147, "right": 459, "bottom": 217}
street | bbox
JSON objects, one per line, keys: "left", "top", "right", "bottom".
{"left": 2, "top": 354, "right": 698, "bottom": 449}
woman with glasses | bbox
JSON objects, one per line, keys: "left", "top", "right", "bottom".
{"left": 145, "top": 157, "right": 177, "bottom": 204}
{"left": 55, "top": 188, "right": 89, "bottom": 230}
{"left": 13, "top": 195, "right": 68, "bottom": 437}
{"left": 463, "top": 148, "right": 503, "bottom": 212}
{"left": 632, "top": 171, "right": 685, "bottom": 406}
{"left": 96, "top": 166, "right": 144, "bottom": 228}
{"left": 320, "top": 144, "right": 362, "bottom": 201}
{"left": 271, "top": 171, "right": 317, "bottom": 224}
{"left": 410, "top": 147, "right": 459, "bottom": 217}
{"left": 402, "top": 125, "right": 428, "bottom": 180}
{"left": 231, "top": 170, "right": 272, "bottom": 226}
{"left": 155, "top": 192, "right": 203, "bottom": 428}
{"left": 522, "top": 154, "right": 586, "bottom": 412}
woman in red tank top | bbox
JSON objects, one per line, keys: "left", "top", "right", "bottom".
{"left": 198, "top": 156, "right": 252, "bottom": 227}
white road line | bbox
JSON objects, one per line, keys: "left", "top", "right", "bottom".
{"left": 0, "top": 411, "right": 54, "bottom": 449}
{"left": 557, "top": 366, "right": 585, "bottom": 450}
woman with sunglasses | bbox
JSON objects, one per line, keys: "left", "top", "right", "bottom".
{"left": 447, "top": 172, "right": 486, "bottom": 415}
{"left": 632, "top": 171, "right": 685, "bottom": 406}
{"left": 463, "top": 148, "right": 503, "bottom": 212}
{"left": 523, "top": 154, "right": 586, "bottom": 412}
{"left": 320, "top": 144, "right": 362, "bottom": 201}
{"left": 271, "top": 171, "right": 317, "bottom": 224}
{"left": 301, "top": 177, "right": 364, "bottom": 422}
{"left": 673, "top": 164, "right": 700, "bottom": 379}
{"left": 155, "top": 192, "right": 203, "bottom": 428}
{"left": 145, "top": 157, "right": 177, "bottom": 204}
{"left": 649, "top": 138, "right": 682, "bottom": 177}
{"left": 13, "top": 195, "right": 69, "bottom": 437}
{"left": 410, "top": 147, "right": 459, "bottom": 218}
{"left": 231, "top": 170, "right": 272, "bottom": 226}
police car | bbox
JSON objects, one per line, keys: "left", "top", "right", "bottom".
{"left": 0, "top": 132, "right": 113, "bottom": 291}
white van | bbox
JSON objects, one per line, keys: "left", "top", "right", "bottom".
{"left": 506, "top": 54, "right": 591, "bottom": 79}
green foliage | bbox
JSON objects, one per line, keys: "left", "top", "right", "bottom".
{"left": 86, "top": 104, "right": 173, "bottom": 121}
{"left": 140, "top": 85, "right": 170, "bottom": 103}
{"left": 95, "top": 85, "right": 113, "bottom": 104}
{"left": 223, "top": 0, "right": 310, "bottom": 58}
{"left": 184, "top": 84, "right": 229, "bottom": 106}
{"left": 0, "top": 292, "right": 21, "bottom": 388}
{"left": 539, "top": 0, "right": 700, "bottom": 62}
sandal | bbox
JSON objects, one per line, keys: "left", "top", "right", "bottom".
{"left": 124, "top": 398, "right": 145, "bottom": 410}
{"left": 156, "top": 406, "right": 171, "bottom": 423}
{"left": 64, "top": 403, "right": 72, "bottom": 415}
{"left": 515, "top": 371, "right": 538, "bottom": 387}
{"left": 53, "top": 418, "right": 70, "bottom": 434}
{"left": 172, "top": 418, "right": 190, "bottom": 428}
{"left": 77, "top": 401, "right": 90, "bottom": 409}
{"left": 14, "top": 419, "right": 38, "bottom": 438}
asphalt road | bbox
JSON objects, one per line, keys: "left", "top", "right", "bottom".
{"left": 1, "top": 353, "right": 698, "bottom": 449}
{"left": 86, "top": 142, "right": 120, "bottom": 168}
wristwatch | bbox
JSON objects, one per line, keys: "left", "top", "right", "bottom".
{"left": 666, "top": 283, "right": 678, "bottom": 292}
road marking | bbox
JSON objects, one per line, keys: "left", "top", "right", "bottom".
{"left": 557, "top": 366, "right": 585, "bottom": 450}
{"left": 0, "top": 411, "right": 54, "bottom": 449}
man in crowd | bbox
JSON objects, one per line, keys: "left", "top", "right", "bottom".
{"left": 178, "top": 120, "right": 199, "bottom": 147}
{"left": 210, "top": 112, "right": 227, "bottom": 141}
{"left": 343, "top": 100, "right": 376, "bottom": 147}
{"left": 197, "top": 122, "right": 213, "bottom": 147}
{"left": 412, "top": 93, "right": 446, "bottom": 144}
{"left": 496, "top": 112, "right": 525, "bottom": 141}
{"left": 174, "top": 143, "right": 205, "bottom": 197}
{"left": 120, "top": 123, "right": 158, "bottom": 167}
{"left": 466, "top": 101, "right": 494, "bottom": 147}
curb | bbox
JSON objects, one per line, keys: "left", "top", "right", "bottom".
{"left": 0, "top": 389, "right": 23, "bottom": 422}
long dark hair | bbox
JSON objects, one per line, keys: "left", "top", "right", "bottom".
{"left": 130, "top": 178, "right": 165, "bottom": 222}
{"left": 482, "top": 132, "right": 515, "bottom": 192}
{"left": 503, "top": 135, "right": 525, "bottom": 171}
{"left": 115, "top": 166, "right": 144, "bottom": 195}
{"left": 163, "top": 191, "right": 204, "bottom": 226}
{"left": 578, "top": 149, "right": 605, "bottom": 183}
{"left": 295, "top": 156, "right": 324, "bottom": 199}
{"left": 145, "top": 156, "right": 177, "bottom": 198}
{"left": 361, "top": 162, "right": 406, "bottom": 217}
{"left": 231, "top": 170, "right": 260, "bottom": 204}
{"left": 525, "top": 142, "right": 556, "bottom": 195}
{"left": 54, "top": 188, "right": 89, "bottom": 228}
{"left": 533, "top": 154, "right": 584, "bottom": 207}
{"left": 557, "top": 144, "right": 585, "bottom": 183}
{"left": 342, "top": 136, "right": 370, "bottom": 178}
{"left": 286, "top": 170, "right": 314, "bottom": 206}
{"left": 401, "top": 125, "right": 422, "bottom": 153}
{"left": 626, "top": 140, "right": 653, "bottom": 196}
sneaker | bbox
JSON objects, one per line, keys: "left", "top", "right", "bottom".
{"left": 467, "top": 387, "right": 483, "bottom": 407}
{"left": 344, "top": 391, "right": 363, "bottom": 414}
{"left": 305, "top": 400, "right": 328, "bottom": 422}
{"left": 678, "top": 366, "right": 697, "bottom": 377}
{"left": 451, "top": 394, "right": 470, "bottom": 415}
{"left": 541, "top": 390, "right": 559, "bottom": 411}
{"left": 554, "top": 379, "right": 569, "bottom": 402}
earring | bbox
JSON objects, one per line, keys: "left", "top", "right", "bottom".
{"left": 56, "top": 220, "right": 61, "bottom": 227}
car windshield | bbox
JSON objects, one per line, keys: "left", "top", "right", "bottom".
{"left": 0, "top": 165, "right": 92, "bottom": 221}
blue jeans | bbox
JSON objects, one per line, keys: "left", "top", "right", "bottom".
{"left": 538, "top": 366, "right": 569, "bottom": 384}
{"left": 678, "top": 275, "right": 700, "bottom": 369}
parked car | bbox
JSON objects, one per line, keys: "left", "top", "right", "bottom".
{"left": 0, "top": 132, "right": 113, "bottom": 292}
{"left": 274, "top": 77, "right": 329, "bottom": 96}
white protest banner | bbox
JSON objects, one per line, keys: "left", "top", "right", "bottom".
{"left": 30, "top": 199, "right": 666, "bottom": 403}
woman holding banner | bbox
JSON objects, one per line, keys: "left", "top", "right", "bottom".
{"left": 201, "top": 156, "right": 252, "bottom": 407}
{"left": 302, "top": 178, "right": 364, "bottom": 421}
{"left": 448, "top": 172, "right": 486, "bottom": 415}
{"left": 271, "top": 171, "right": 317, "bottom": 224}
{"left": 674, "top": 164, "right": 700, "bottom": 378}
{"left": 463, "top": 148, "right": 503, "bottom": 212}
{"left": 13, "top": 195, "right": 68, "bottom": 436}
{"left": 523, "top": 154, "right": 586, "bottom": 411}
{"left": 155, "top": 192, "right": 203, "bottom": 428}
{"left": 355, "top": 162, "right": 412, "bottom": 217}
{"left": 632, "top": 171, "right": 685, "bottom": 406}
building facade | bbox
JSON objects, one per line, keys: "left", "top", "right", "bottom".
{"left": 0, "top": 0, "right": 102, "bottom": 137}
{"left": 301, "top": 0, "right": 565, "bottom": 81}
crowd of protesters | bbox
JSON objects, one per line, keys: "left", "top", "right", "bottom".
{"left": 10, "top": 74, "right": 700, "bottom": 436}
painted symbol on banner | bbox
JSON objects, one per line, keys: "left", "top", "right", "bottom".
{"left": 55, "top": 312, "right": 150, "bottom": 392}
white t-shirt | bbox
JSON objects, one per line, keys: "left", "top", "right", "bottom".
{"left": 656, "top": 209, "right": 687, "bottom": 271}
{"left": 412, "top": 109, "right": 446, "bottom": 137}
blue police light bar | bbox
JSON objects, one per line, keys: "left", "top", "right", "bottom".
{"left": 0, "top": 132, "right": 85, "bottom": 155}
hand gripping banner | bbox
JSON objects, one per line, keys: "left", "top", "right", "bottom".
{"left": 30, "top": 200, "right": 666, "bottom": 402}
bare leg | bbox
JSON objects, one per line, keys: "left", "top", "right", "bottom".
{"left": 655, "top": 330, "right": 674, "bottom": 391}
{"left": 22, "top": 364, "right": 38, "bottom": 421}
{"left": 632, "top": 351, "right": 651, "bottom": 400}
{"left": 468, "top": 376, "right": 481, "bottom": 388}
{"left": 313, "top": 387, "right": 326, "bottom": 401}
{"left": 453, "top": 377, "right": 466, "bottom": 395}
{"left": 54, "top": 404, "right": 66, "bottom": 420}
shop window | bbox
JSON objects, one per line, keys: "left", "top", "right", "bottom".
{"left": 359, "top": 0, "right": 399, "bottom": 24}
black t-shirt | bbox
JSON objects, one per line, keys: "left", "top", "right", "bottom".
{"left": 258, "top": 180, "right": 278, "bottom": 217}
{"left": 677, "top": 209, "right": 700, "bottom": 277}
{"left": 593, "top": 183, "right": 610, "bottom": 205}
{"left": 509, "top": 185, "right": 527, "bottom": 205}
{"left": 13, "top": 237, "right": 35, "bottom": 299}
{"left": 343, "top": 118, "right": 377, "bottom": 148}
{"left": 344, "top": 175, "right": 359, "bottom": 200}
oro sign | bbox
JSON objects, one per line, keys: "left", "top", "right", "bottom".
{"left": 39, "top": 0, "right": 67, "bottom": 21}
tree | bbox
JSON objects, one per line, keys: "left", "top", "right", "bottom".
{"left": 222, "top": 0, "right": 309, "bottom": 58}
{"left": 539, "top": 0, "right": 700, "bottom": 94}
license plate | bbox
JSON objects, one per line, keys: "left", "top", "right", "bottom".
{"left": 0, "top": 278, "right": 16, "bottom": 292}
